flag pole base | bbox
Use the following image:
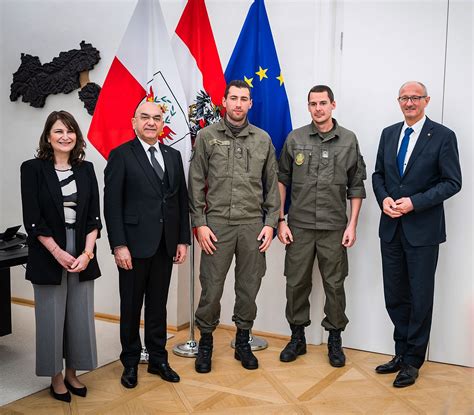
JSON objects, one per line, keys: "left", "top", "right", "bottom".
{"left": 139, "top": 347, "right": 149, "bottom": 364}
{"left": 230, "top": 333, "right": 268, "bottom": 351}
{"left": 173, "top": 340, "right": 198, "bottom": 358}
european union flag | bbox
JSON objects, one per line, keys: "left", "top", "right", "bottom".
{"left": 224, "top": 0, "right": 292, "bottom": 157}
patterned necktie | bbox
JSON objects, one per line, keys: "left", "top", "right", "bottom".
{"left": 148, "top": 146, "right": 164, "bottom": 180}
{"left": 397, "top": 127, "right": 414, "bottom": 176}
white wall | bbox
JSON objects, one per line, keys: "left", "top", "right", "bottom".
{"left": 428, "top": 0, "right": 473, "bottom": 367}
{"left": 1, "top": 0, "right": 472, "bottom": 365}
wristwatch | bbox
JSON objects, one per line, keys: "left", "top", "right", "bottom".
{"left": 82, "top": 250, "right": 94, "bottom": 260}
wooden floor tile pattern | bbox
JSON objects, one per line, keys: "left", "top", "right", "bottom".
{"left": 1, "top": 328, "right": 473, "bottom": 414}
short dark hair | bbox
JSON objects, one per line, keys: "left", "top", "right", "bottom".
{"left": 307, "top": 85, "right": 335, "bottom": 103}
{"left": 224, "top": 80, "right": 252, "bottom": 99}
{"left": 36, "top": 110, "right": 86, "bottom": 165}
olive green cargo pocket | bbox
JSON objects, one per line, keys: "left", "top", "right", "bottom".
{"left": 209, "top": 142, "right": 230, "bottom": 177}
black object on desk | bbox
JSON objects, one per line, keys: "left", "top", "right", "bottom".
{"left": 0, "top": 231, "right": 28, "bottom": 336}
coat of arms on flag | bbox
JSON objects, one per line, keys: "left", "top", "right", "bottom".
{"left": 173, "top": 0, "right": 226, "bottom": 142}
{"left": 143, "top": 73, "right": 190, "bottom": 146}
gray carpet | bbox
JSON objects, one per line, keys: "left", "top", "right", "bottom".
{"left": 0, "top": 304, "right": 171, "bottom": 406}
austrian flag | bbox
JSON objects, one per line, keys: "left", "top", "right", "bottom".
{"left": 88, "top": 0, "right": 191, "bottom": 172}
{"left": 173, "top": 0, "right": 226, "bottom": 139}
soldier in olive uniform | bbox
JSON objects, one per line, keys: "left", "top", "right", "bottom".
{"left": 278, "top": 85, "right": 366, "bottom": 367}
{"left": 188, "top": 80, "right": 280, "bottom": 373}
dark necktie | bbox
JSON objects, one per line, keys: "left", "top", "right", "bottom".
{"left": 397, "top": 127, "right": 414, "bottom": 176}
{"left": 148, "top": 146, "right": 164, "bottom": 180}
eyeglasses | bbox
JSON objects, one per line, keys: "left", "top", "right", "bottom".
{"left": 397, "top": 96, "right": 427, "bottom": 103}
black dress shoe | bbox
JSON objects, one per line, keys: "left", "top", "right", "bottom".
{"left": 64, "top": 379, "right": 87, "bottom": 397}
{"left": 49, "top": 384, "right": 71, "bottom": 403}
{"left": 121, "top": 366, "right": 138, "bottom": 388}
{"left": 393, "top": 364, "right": 419, "bottom": 388}
{"left": 148, "top": 362, "right": 180, "bottom": 382}
{"left": 375, "top": 355, "right": 404, "bottom": 374}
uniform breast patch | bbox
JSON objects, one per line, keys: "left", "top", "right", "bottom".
{"left": 295, "top": 152, "right": 305, "bottom": 165}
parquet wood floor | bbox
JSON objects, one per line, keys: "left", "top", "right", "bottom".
{"left": 1, "top": 327, "right": 472, "bottom": 414}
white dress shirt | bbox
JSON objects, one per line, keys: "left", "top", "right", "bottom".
{"left": 397, "top": 115, "right": 426, "bottom": 173}
{"left": 137, "top": 136, "right": 165, "bottom": 172}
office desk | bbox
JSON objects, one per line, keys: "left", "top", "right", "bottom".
{"left": 0, "top": 246, "right": 28, "bottom": 336}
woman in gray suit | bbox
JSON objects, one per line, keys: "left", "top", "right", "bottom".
{"left": 20, "top": 111, "right": 101, "bottom": 402}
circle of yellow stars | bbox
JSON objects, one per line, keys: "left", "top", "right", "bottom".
{"left": 243, "top": 66, "right": 285, "bottom": 88}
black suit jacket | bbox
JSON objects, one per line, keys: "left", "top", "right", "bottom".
{"left": 20, "top": 159, "right": 102, "bottom": 284}
{"left": 104, "top": 138, "right": 190, "bottom": 258}
{"left": 372, "top": 117, "right": 462, "bottom": 246}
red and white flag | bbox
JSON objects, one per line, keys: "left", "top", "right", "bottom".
{"left": 173, "top": 0, "right": 226, "bottom": 137}
{"left": 88, "top": 0, "right": 191, "bottom": 171}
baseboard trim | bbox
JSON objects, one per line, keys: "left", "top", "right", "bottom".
{"left": 12, "top": 298, "right": 189, "bottom": 334}
{"left": 12, "top": 298, "right": 288, "bottom": 339}
{"left": 11, "top": 297, "right": 34, "bottom": 307}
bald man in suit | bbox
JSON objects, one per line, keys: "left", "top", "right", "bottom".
{"left": 104, "top": 101, "right": 190, "bottom": 388}
{"left": 372, "top": 81, "right": 461, "bottom": 387}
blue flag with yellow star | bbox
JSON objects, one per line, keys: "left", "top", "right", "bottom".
{"left": 225, "top": 0, "right": 292, "bottom": 157}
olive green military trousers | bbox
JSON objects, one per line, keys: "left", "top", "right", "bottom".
{"left": 284, "top": 226, "right": 349, "bottom": 331}
{"left": 195, "top": 222, "right": 267, "bottom": 333}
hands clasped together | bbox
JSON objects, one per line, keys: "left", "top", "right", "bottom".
{"left": 382, "top": 196, "right": 414, "bottom": 218}
{"left": 53, "top": 247, "right": 90, "bottom": 273}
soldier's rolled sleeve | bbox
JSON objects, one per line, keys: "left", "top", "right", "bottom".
{"left": 188, "top": 133, "right": 209, "bottom": 227}
{"left": 277, "top": 140, "right": 292, "bottom": 186}
{"left": 262, "top": 142, "right": 281, "bottom": 228}
{"left": 347, "top": 144, "right": 367, "bottom": 199}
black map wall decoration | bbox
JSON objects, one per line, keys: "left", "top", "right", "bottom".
{"left": 10, "top": 41, "right": 102, "bottom": 115}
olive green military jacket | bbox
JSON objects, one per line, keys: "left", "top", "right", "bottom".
{"left": 278, "top": 120, "right": 366, "bottom": 230}
{"left": 189, "top": 119, "right": 280, "bottom": 228}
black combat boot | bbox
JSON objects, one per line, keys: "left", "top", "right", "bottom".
{"left": 328, "top": 329, "right": 346, "bottom": 367}
{"left": 195, "top": 332, "right": 213, "bottom": 373}
{"left": 234, "top": 328, "right": 258, "bottom": 370}
{"left": 280, "top": 324, "right": 307, "bottom": 362}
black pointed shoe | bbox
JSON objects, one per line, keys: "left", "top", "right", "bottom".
{"left": 64, "top": 379, "right": 87, "bottom": 397}
{"left": 49, "top": 384, "right": 71, "bottom": 403}
{"left": 375, "top": 355, "right": 404, "bottom": 374}
{"left": 121, "top": 366, "right": 138, "bottom": 388}
{"left": 148, "top": 362, "right": 180, "bottom": 382}
{"left": 393, "top": 364, "right": 419, "bottom": 388}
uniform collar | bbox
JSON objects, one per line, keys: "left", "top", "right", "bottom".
{"left": 309, "top": 118, "right": 340, "bottom": 141}
{"left": 217, "top": 118, "right": 255, "bottom": 139}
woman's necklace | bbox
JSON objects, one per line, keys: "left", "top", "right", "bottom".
{"left": 54, "top": 163, "right": 71, "bottom": 171}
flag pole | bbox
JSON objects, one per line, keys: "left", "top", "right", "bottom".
{"left": 173, "top": 237, "right": 198, "bottom": 357}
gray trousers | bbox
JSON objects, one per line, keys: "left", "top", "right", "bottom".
{"left": 33, "top": 228, "right": 97, "bottom": 376}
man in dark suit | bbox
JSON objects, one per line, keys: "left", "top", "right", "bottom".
{"left": 104, "top": 101, "right": 190, "bottom": 388}
{"left": 372, "top": 81, "right": 461, "bottom": 387}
